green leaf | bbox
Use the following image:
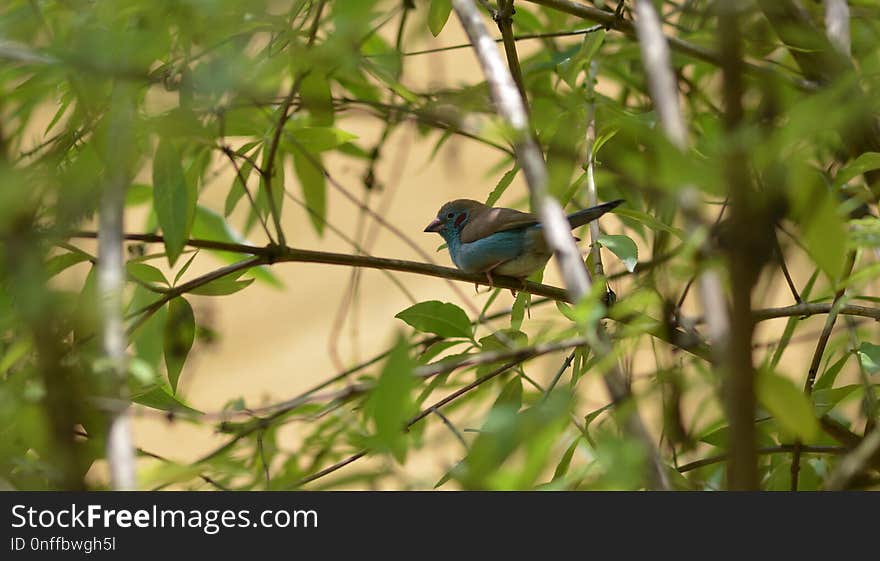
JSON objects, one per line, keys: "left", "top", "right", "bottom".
{"left": 551, "top": 436, "right": 581, "bottom": 482}
{"left": 756, "top": 370, "right": 820, "bottom": 442}
{"left": 286, "top": 127, "right": 358, "bottom": 152}
{"left": 813, "top": 353, "right": 849, "bottom": 391}
{"left": 558, "top": 29, "right": 606, "bottom": 87}
{"left": 131, "top": 385, "right": 202, "bottom": 415}
{"left": 597, "top": 234, "right": 638, "bottom": 273}
{"left": 834, "top": 152, "right": 880, "bottom": 188}
{"left": 129, "top": 287, "right": 166, "bottom": 370}
{"left": 493, "top": 375, "right": 523, "bottom": 411}
{"left": 164, "top": 297, "right": 196, "bottom": 393}
{"left": 363, "top": 336, "right": 416, "bottom": 462}
{"left": 485, "top": 166, "right": 519, "bottom": 207}
{"left": 224, "top": 142, "right": 261, "bottom": 217}
{"left": 173, "top": 251, "right": 199, "bottom": 285}
{"left": 189, "top": 275, "right": 254, "bottom": 296}
{"left": 395, "top": 301, "right": 473, "bottom": 339}
{"left": 0, "top": 337, "right": 32, "bottom": 374}
{"left": 769, "top": 268, "right": 819, "bottom": 370}
{"left": 613, "top": 207, "right": 685, "bottom": 239}
{"left": 418, "top": 340, "right": 468, "bottom": 364}
{"left": 126, "top": 183, "right": 153, "bottom": 206}
{"left": 479, "top": 328, "right": 527, "bottom": 349}
{"left": 546, "top": 107, "right": 586, "bottom": 199}
{"left": 858, "top": 342, "right": 880, "bottom": 374}
{"left": 798, "top": 189, "right": 846, "bottom": 281}
{"left": 813, "top": 384, "right": 861, "bottom": 416}
{"left": 428, "top": 0, "right": 453, "bottom": 37}
{"left": 511, "top": 291, "right": 529, "bottom": 331}
{"left": 292, "top": 148, "right": 327, "bottom": 236}
{"left": 152, "top": 140, "right": 197, "bottom": 266}
{"left": 298, "top": 71, "right": 335, "bottom": 126}
{"left": 126, "top": 262, "right": 168, "bottom": 286}
{"left": 45, "top": 251, "right": 91, "bottom": 278}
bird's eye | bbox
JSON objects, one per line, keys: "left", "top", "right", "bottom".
{"left": 446, "top": 212, "right": 454, "bottom": 219}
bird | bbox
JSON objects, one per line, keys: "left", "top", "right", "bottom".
{"left": 424, "top": 198, "right": 624, "bottom": 286}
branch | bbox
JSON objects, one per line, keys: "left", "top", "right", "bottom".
{"left": 825, "top": 429, "right": 880, "bottom": 490}
{"left": 495, "top": 0, "right": 528, "bottom": 106}
{"left": 753, "top": 301, "right": 880, "bottom": 322}
{"left": 453, "top": 0, "right": 670, "bottom": 490}
{"left": 677, "top": 445, "right": 846, "bottom": 474}
{"left": 401, "top": 24, "right": 606, "bottom": 57}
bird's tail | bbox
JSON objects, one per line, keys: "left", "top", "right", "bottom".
{"left": 566, "top": 199, "right": 624, "bottom": 229}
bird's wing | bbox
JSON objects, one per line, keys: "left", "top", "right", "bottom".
{"left": 459, "top": 206, "right": 538, "bottom": 243}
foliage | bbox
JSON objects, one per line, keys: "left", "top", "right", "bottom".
{"left": 2, "top": 0, "right": 880, "bottom": 491}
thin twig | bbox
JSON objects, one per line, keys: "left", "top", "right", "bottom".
{"left": 792, "top": 251, "right": 857, "bottom": 490}
{"left": 677, "top": 445, "right": 847, "bottom": 473}
{"left": 401, "top": 25, "right": 605, "bottom": 56}
{"left": 219, "top": 144, "right": 275, "bottom": 243}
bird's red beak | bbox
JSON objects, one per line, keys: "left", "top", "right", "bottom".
{"left": 423, "top": 218, "right": 443, "bottom": 233}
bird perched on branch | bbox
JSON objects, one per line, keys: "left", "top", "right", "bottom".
{"left": 424, "top": 198, "right": 623, "bottom": 285}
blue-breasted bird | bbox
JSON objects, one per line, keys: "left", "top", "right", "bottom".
{"left": 424, "top": 198, "right": 624, "bottom": 283}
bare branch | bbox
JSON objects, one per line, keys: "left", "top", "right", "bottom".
{"left": 633, "top": 0, "right": 688, "bottom": 149}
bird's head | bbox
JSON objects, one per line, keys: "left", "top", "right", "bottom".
{"left": 423, "top": 199, "right": 484, "bottom": 241}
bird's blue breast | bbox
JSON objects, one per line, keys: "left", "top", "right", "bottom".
{"left": 446, "top": 227, "right": 538, "bottom": 274}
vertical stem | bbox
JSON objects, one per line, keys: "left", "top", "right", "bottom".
{"left": 584, "top": 62, "right": 604, "bottom": 283}
{"left": 100, "top": 87, "right": 136, "bottom": 491}
{"left": 496, "top": 0, "right": 529, "bottom": 107}
{"left": 719, "top": 0, "right": 759, "bottom": 490}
